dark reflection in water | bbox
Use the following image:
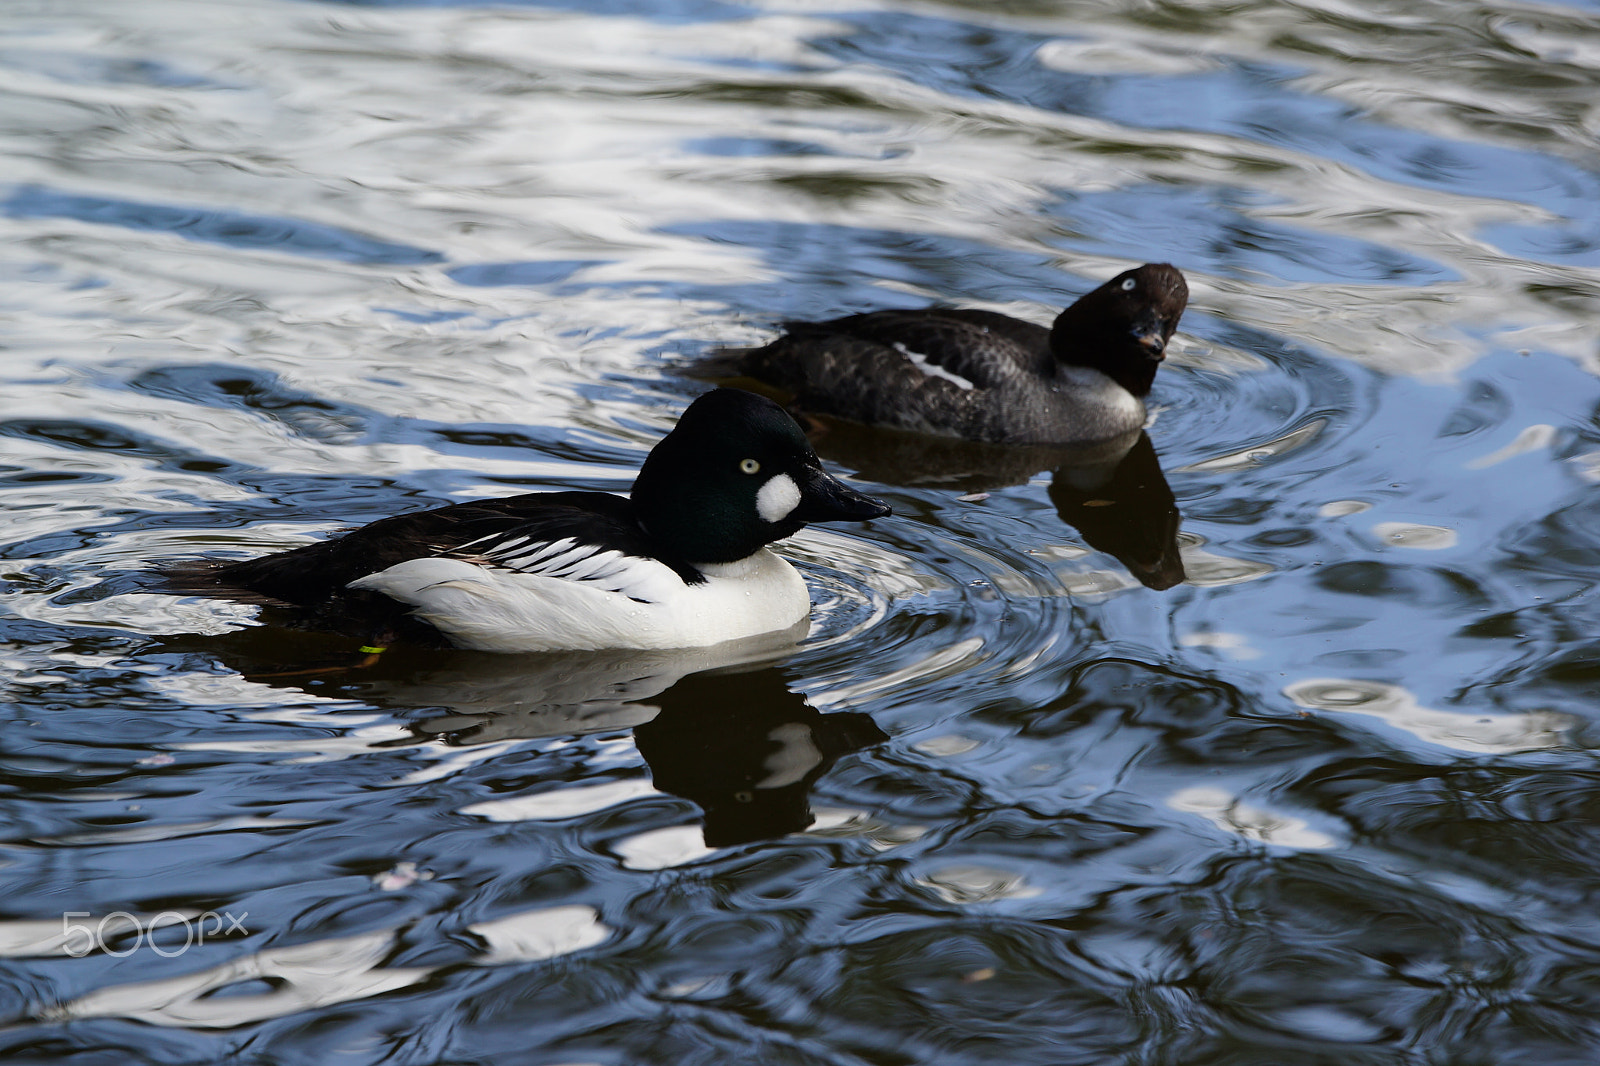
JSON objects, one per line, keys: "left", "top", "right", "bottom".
{"left": 633, "top": 670, "right": 886, "bottom": 846}
{"left": 801, "top": 418, "right": 1184, "bottom": 590}
{"left": 156, "top": 623, "right": 886, "bottom": 847}
{"left": 1046, "top": 433, "right": 1184, "bottom": 591}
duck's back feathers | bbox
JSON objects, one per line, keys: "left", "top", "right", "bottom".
{"left": 782, "top": 308, "right": 1054, "bottom": 389}
{"left": 716, "top": 309, "right": 1058, "bottom": 440}
{"left": 160, "top": 491, "right": 698, "bottom": 610}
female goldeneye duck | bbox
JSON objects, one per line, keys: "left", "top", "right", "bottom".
{"left": 162, "top": 389, "right": 891, "bottom": 653}
{"left": 696, "top": 262, "right": 1189, "bottom": 446}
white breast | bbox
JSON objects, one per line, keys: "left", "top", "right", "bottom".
{"left": 346, "top": 549, "right": 811, "bottom": 653}
{"left": 1055, "top": 364, "right": 1146, "bottom": 425}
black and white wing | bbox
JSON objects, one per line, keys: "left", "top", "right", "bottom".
{"left": 163, "top": 491, "right": 696, "bottom": 608}
{"left": 447, "top": 529, "right": 689, "bottom": 604}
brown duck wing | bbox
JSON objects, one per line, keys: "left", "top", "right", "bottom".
{"left": 784, "top": 308, "right": 1051, "bottom": 390}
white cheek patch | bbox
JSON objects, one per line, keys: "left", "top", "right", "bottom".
{"left": 756, "top": 472, "right": 801, "bottom": 524}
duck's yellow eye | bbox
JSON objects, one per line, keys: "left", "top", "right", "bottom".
{"left": 739, "top": 458, "right": 761, "bottom": 475}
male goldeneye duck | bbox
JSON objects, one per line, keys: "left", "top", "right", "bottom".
{"left": 162, "top": 389, "right": 891, "bottom": 653}
{"left": 695, "top": 262, "right": 1189, "bottom": 445}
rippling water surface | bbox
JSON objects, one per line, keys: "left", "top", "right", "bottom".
{"left": 4, "top": 0, "right": 1600, "bottom": 1061}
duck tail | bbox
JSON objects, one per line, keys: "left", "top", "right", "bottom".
{"left": 156, "top": 558, "right": 293, "bottom": 606}
{"left": 681, "top": 344, "right": 763, "bottom": 381}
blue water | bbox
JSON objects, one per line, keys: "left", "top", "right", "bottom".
{"left": 3, "top": 0, "right": 1600, "bottom": 1062}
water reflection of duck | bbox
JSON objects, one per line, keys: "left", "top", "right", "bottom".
{"left": 1046, "top": 432, "right": 1185, "bottom": 591}
{"left": 693, "top": 263, "right": 1187, "bottom": 446}
{"left": 400, "top": 645, "right": 887, "bottom": 846}
{"left": 786, "top": 420, "right": 1186, "bottom": 591}
{"left": 632, "top": 669, "right": 886, "bottom": 847}
{"left": 160, "top": 389, "right": 889, "bottom": 652}
{"left": 160, "top": 623, "right": 886, "bottom": 847}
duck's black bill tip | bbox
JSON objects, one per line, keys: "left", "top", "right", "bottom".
{"left": 797, "top": 470, "right": 892, "bottom": 523}
{"left": 806, "top": 493, "right": 892, "bottom": 523}
{"left": 850, "top": 498, "right": 894, "bottom": 521}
